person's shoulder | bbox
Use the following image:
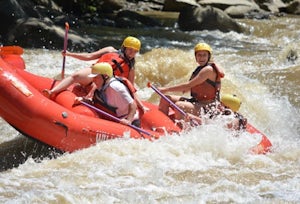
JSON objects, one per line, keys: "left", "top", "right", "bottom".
{"left": 102, "top": 46, "right": 117, "bottom": 52}
{"left": 95, "top": 46, "right": 117, "bottom": 55}
{"left": 201, "top": 64, "right": 214, "bottom": 72}
{"left": 110, "top": 78, "right": 125, "bottom": 88}
{"left": 110, "top": 81, "right": 130, "bottom": 96}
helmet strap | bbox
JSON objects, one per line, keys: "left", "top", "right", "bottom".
{"left": 101, "top": 74, "right": 109, "bottom": 82}
{"left": 121, "top": 46, "right": 126, "bottom": 53}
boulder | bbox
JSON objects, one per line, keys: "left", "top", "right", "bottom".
{"left": 6, "top": 17, "right": 97, "bottom": 50}
{"left": 163, "top": 0, "right": 199, "bottom": 11}
{"left": 178, "top": 5, "right": 244, "bottom": 32}
{"left": 281, "top": 0, "right": 300, "bottom": 14}
{"left": 115, "top": 10, "right": 162, "bottom": 28}
{"left": 256, "top": 0, "right": 286, "bottom": 13}
{"left": 225, "top": 5, "right": 270, "bottom": 19}
{"left": 198, "top": 0, "right": 258, "bottom": 10}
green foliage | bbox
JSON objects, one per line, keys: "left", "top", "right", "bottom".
{"left": 76, "top": 0, "right": 99, "bottom": 13}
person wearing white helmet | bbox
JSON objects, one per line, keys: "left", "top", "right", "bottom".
{"left": 158, "top": 42, "right": 225, "bottom": 122}
{"left": 75, "top": 62, "right": 140, "bottom": 127}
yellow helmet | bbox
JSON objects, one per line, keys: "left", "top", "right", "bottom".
{"left": 221, "top": 94, "right": 241, "bottom": 112}
{"left": 122, "top": 36, "right": 141, "bottom": 51}
{"left": 88, "top": 62, "right": 113, "bottom": 78}
{"left": 194, "top": 43, "right": 212, "bottom": 55}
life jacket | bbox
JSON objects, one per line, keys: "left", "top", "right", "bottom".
{"left": 96, "top": 50, "right": 134, "bottom": 79}
{"left": 190, "top": 63, "right": 224, "bottom": 102}
{"left": 93, "top": 76, "right": 136, "bottom": 118}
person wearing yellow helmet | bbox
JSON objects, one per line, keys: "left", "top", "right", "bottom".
{"left": 75, "top": 62, "right": 140, "bottom": 127}
{"left": 158, "top": 42, "right": 225, "bottom": 122}
{"left": 58, "top": 35, "right": 140, "bottom": 84}
{"left": 183, "top": 94, "right": 247, "bottom": 130}
{"left": 42, "top": 36, "right": 148, "bottom": 113}
{"left": 121, "top": 36, "right": 141, "bottom": 51}
{"left": 87, "top": 62, "right": 113, "bottom": 78}
{"left": 221, "top": 94, "right": 241, "bottom": 112}
{"left": 219, "top": 94, "right": 247, "bottom": 130}
{"left": 194, "top": 42, "right": 213, "bottom": 60}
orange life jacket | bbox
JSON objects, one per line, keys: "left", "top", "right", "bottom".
{"left": 190, "top": 63, "right": 224, "bottom": 102}
{"left": 96, "top": 51, "right": 134, "bottom": 79}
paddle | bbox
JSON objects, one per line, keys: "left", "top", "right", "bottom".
{"left": 61, "top": 22, "right": 69, "bottom": 79}
{"left": 80, "top": 100, "right": 154, "bottom": 139}
{"left": 147, "top": 82, "right": 200, "bottom": 126}
{"left": 147, "top": 82, "right": 187, "bottom": 116}
{"left": 0, "top": 46, "right": 24, "bottom": 55}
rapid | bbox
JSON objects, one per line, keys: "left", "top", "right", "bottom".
{"left": 0, "top": 15, "right": 299, "bottom": 203}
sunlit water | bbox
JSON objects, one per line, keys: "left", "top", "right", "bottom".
{"left": 0, "top": 15, "right": 300, "bottom": 203}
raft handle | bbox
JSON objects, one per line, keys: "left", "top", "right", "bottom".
{"left": 54, "top": 121, "right": 68, "bottom": 137}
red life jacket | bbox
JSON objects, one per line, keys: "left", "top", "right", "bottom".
{"left": 190, "top": 63, "right": 224, "bottom": 102}
{"left": 96, "top": 51, "right": 134, "bottom": 79}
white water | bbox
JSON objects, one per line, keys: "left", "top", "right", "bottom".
{"left": 1, "top": 16, "right": 300, "bottom": 203}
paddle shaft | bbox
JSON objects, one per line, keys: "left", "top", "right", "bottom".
{"left": 80, "top": 101, "right": 152, "bottom": 137}
{"left": 148, "top": 83, "right": 201, "bottom": 126}
{"left": 61, "top": 22, "right": 69, "bottom": 79}
{"left": 148, "top": 83, "right": 187, "bottom": 116}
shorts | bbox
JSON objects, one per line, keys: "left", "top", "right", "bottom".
{"left": 132, "top": 119, "right": 141, "bottom": 127}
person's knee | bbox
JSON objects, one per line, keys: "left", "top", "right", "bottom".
{"left": 158, "top": 100, "right": 169, "bottom": 115}
{"left": 175, "top": 101, "right": 187, "bottom": 110}
{"left": 70, "top": 74, "right": 81, "bottom": 82}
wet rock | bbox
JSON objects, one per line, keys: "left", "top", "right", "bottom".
{"left": 281, "top": 0, "right": 300, "bottom": 15}
{"left": 163, "top": 0, "right": 199, "bottom": 11}
{"left": 1, "top": 0, "right": 299, "bottom": 49}
{"left": 198, "top": 0, "right": 259, "bottom": 10}
{"left": 115, "top": 10, "right": 162, "bottom": 28}
{"left": 6, "top": 17, "right": 97, "bottom": 50}
{"left": 178, "top": 5, "right": 244, "bottom": 33}
{"left": 287, "top": 49, "right": 298, "bottom": 62}
{"left": 225, "top": 5, "right": 271, "bottom": 19}
{"left": 257, "top": 0, "right": 286, "bottom": 13}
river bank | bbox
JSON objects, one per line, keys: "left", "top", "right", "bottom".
{"left": 1, "top": 0, "right": 300, "bottom": 50}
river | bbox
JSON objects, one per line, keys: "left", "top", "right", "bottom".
{"left": 0, "top": 14, "right": 299, "bottom": 203}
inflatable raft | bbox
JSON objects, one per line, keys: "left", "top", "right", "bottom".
{"left": 0, "top": 46, "right": 272, "bottom": 154}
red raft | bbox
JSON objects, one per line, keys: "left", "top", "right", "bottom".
{"left": 0, "top": 46, "right": 272, "bottom": 154}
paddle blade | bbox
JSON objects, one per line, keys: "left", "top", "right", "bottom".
{"left": 0, "top": 46, "right": 24, "bottom": 55}
{"left": 65, "top": 22, "right": 69, "bottom": 31}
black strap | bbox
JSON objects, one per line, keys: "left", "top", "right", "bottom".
{"left": 112, "top": 59, "right": 124, "bottom": 74}
{"left": 93, "top": 89, "right": 117, "bottom": 113}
